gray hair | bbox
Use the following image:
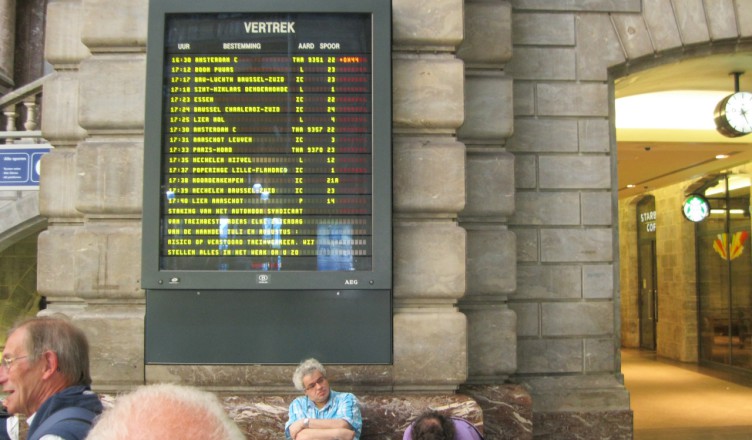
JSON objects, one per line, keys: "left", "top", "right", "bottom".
{"left": 292, "top": 358, "right": 326, "bottom": 391}
{"left": 10, "top": 316, "right": 91, "bottom": 387}
{"left": 86, "top": 383, "right": 246, "bottom": 440}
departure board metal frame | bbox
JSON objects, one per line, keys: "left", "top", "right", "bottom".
{"left": 142, "top": 0, "right": 392, "bottom": 291}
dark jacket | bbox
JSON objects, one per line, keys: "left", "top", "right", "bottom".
{"left": 0, "top": 407, "right": 10, "bottom": 440}
{"left": 27, "top": 385, "right": 103, "bottom": 440}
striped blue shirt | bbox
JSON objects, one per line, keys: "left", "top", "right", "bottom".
{"left": 285, "top": 390, "right": 362, "bottom": 439}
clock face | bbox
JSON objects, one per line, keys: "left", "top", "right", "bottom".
{"left": 715, "top": 92, "right": 752, "bottom": 137}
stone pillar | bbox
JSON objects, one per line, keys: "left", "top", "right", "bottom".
{"left": 39, "top": 0, "right": 146, "bottom": 392}
{"left": 455, "top": 3, "right": 533, "bottom": 439}
{"left": 391, "top": 0, "right": 468, "bottom": 391}
{"left": 457, "top": 0, "right": 516, "bottom": 384}
{"left": 0, "top": 0, "right": 15, "bottom": 91}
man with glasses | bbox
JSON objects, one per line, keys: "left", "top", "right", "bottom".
{"left": 0, "top": 316, "right": 103, "bottom": 439}
{"left": 284, "top": 358, "right": 362, "bottom": 440}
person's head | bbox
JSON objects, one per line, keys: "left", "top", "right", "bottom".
{"left": 411, "top": 411, "right": 456, "bottom": 440}
{"left": 86, "top": 383, "right": 246, "bottom": 440}
{"left": 0, "top": 316, "right": 91, "bottom": 415}
{"left": 292, "top": 358, "right": 330, "bottom": 406}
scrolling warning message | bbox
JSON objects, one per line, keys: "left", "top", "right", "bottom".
{"left": 159, "top": 13, "right": 376, "bottom": 272}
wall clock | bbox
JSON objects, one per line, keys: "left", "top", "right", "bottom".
{"left": 714, "top": 91, "right": 752, "bottom": 137}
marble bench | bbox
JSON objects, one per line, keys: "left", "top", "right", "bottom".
{"left": 218, "top": 393, "right": 483, "bottom": 439}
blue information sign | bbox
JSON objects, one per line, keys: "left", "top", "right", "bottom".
{"left": 0, "top": 145, "right": 51, "bottom": 189}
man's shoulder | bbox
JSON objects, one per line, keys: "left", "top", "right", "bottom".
{"left": 329, "top": 390, "right": 358, "bottom": 401}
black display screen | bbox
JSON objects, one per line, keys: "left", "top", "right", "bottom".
{"left": 142, "top": 1, "right": 391, "bottom": 290}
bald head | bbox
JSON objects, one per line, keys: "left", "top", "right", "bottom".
{"left": 86, "top": 384, "right": 246, "bottom": 440}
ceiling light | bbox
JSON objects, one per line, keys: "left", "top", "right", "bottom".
{"left": 616, "top": 91, "right": 731, "bottom": 130}
{"left": 715, "top": 154, "right": 729, "bottom": 159}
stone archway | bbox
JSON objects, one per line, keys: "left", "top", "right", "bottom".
{"left": 609, "top": 5, "right": 752, "bottom": 364}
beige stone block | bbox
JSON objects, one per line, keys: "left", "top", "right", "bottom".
{"left": 393, "top": 56, "right": 464, "bottom": 131}
{"left": 463, "top": 149, "right": 514, "bottom": 219}
{"left": 514, "top": 153, "right": 537, "bottom": 189}
{"left": 542, "top": 302, "right": 613, "bottom": 336}
{"left": 536, "top": 83, "right": 608, "bottom": 117}
{"left": 392, "top": 0, "right": 463, "bottom": 50}
{"left": 583, "top": 264, "right": 613, "bottom": 299}
{"left": 705, "top": 0, "right": 738, "bottom": 40}
{"left": 672, "top": 0, "right": 710, "bottom": 45}
{"left": 508, "top": 302, "right": 539, "bottom": 337}
{"left": 393, "top": 222, "right": 466, "bottom": 299}
{"left": 45, "top": 0, "right": 91, "bottom": 67}
{"left": 79, "top": 55, "right": 145, "bottom": 133}
{"left": 41, "top": 73, "right": 87, "bottom": 145}
{"left": 517, "top": 338, "right": 582, "bottom": 374}
{"left": 74, "top": 304, "right": 145, "bottom": 389}
{"left": 575, "top": 14, "right": 625, "bottom": 81}
{"left": 512, "top": 0, "right": 640, "bottom": 12}
{"left": 465, "top": 227, "right": 516, "bottom": 295}
{"left": 37, "top": 226, "right": 78, "bottom": 297}
{"left": 511, "top": 191, "right": 580, "bottom": 226}
{"left": 458, "top": 73, "right": 513, "bottom": 141}
{"left": 518, "top": 375, "right": 629, "bottom": 412}
{"left": 464, "top": 305, "right": 516, "bottom": 378}
{"left": 39, "top": 149, "right": 81, "bottom": 219}
{"left": 76, "top": 140, "right": 142, "bottom": 214}
{"left": 393, "top": 138, "right": 465, "bottom": 214}
{"left": 540, "top": 228, "right": 612, "bottom": 262}
{"left": 737, "top": 0, "right": 752, "bottom": 37}
{"left": 513, "top": 81, "right": 535, "bottom": 116}
{"left": 584, "top": 338, "right": 616, "bottom": 373}
{"left": 458, "top": 2, "right": 512, "bottom": 66}
{"left": 507, "top": 118, "right": 578, "bottom": 153}
{"left": 611, "top": 14, "right": 654, "bottom": 60}
{"left": 73, "top": 221, "right": 143, "bottom": 299}
{"left": 642, "top": 0, "right": 682, "bottom": 52}
{"left": 578, "top": 119, "right": 610, "bottom": 153}
{"left": 539, "top": 155, "right": 611, "bottom": 189}
{"left": 581, "top": 191, "right": 612, "bottom": 225}
{"left": 507, "top": 47, "right": 576, "bottom": 81}
{"left": 513, "top": 12, "right": 575, "bottom": 46}
{"left": 513, "top": 227, "right": 538, "bottom": 263}
{"left": 81, "top": 0, "right": 148, "bottom": 51}
{"left": 516, "top": 264, "right": 582, "bottom": 300}
{"left": 393, "top": 311, "right": 467, "bottom": 388}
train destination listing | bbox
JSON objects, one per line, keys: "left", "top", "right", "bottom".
{"left": 158, "top": 13, "right": 375, "bottom": 272}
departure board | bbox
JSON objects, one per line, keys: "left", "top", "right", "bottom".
{"left": 142, "top": 1, "right": 392, "bottom": 290}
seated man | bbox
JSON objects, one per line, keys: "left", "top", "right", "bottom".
{"left": 285, "top": 358, "right": 362, "bottom": 440}
{"left": 403, "top": 410, "right": 484, "bottom": 440}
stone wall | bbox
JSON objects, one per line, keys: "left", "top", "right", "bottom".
{"left": 506, "top": 2, "right": 631, "bottom": 435}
